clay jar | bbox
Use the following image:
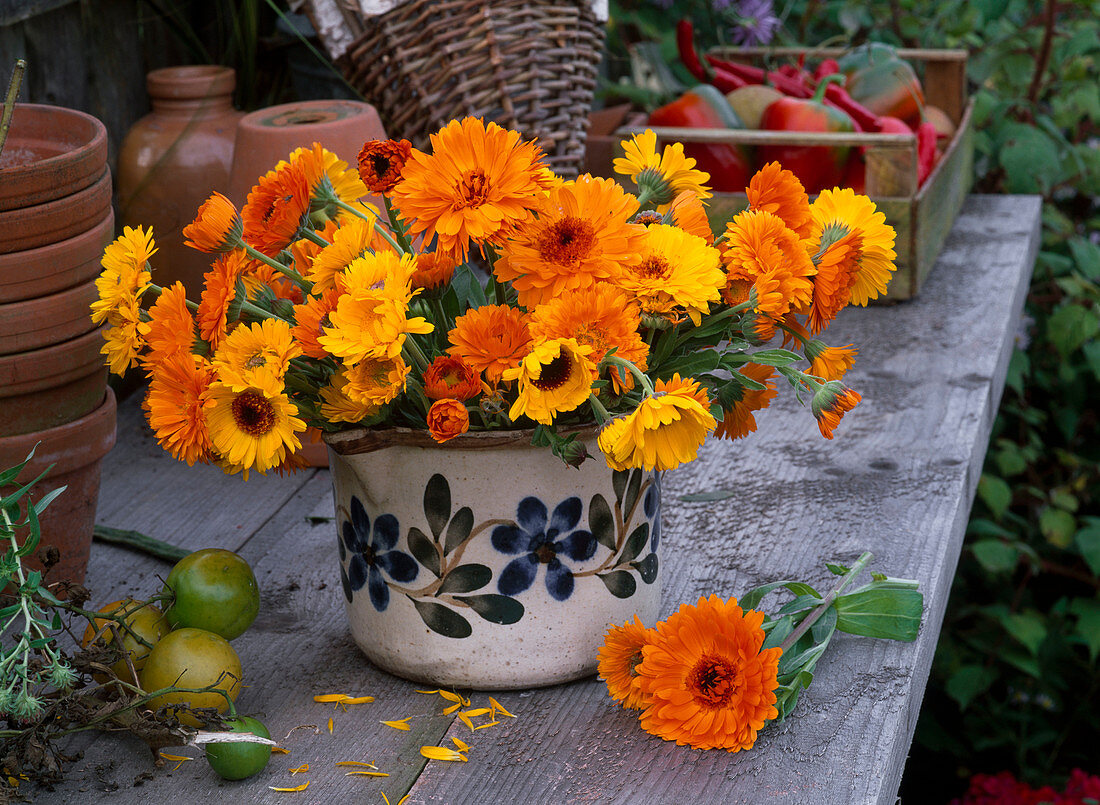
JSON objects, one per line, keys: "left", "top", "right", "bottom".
{"left": 117, "top": 66, "right": 245, "bottom": 298}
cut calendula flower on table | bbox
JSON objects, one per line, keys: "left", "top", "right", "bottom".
{"left": 420, "top": 745, "right": 468, "bottom": 762}
{"left": 488, "top": 697, "right": 516, "bottom": 718}
{"left": 270, "top": 782, "right": 310, "bottom": 792}
{"left": 381, "top": 717, "right": 412, "bottom": 731}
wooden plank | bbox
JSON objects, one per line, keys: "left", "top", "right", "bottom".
{"left": 29, "top": 196, "right": 1040, "bottom": 804}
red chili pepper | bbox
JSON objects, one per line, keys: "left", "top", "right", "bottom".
{"left": 916, "top": 121, "right": 937, "bottom": 185}
{"left": 706, "top": 56, "right": 813, "bottom": 99}
{"left": 821, "top": 82, "right": 881, "bottom": 132}
{"left": 758, "top": 74, "right": 855, "bottom": 193}
{"left": 814, "top": 58, "right": 841, "bottom": 81}
{"left": 675, "top": 20, "right": 710, "bottom": 83}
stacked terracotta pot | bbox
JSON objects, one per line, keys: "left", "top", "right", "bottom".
{"left": 0, "top": 103, "right": 118, "bottom": 585}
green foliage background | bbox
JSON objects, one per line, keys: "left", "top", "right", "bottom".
{"left": 608, "top": 0, "right": 1100, "bottom": 799}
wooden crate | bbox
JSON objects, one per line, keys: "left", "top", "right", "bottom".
{"left": 586, "top": 48, "right": 973, "bottom": 301}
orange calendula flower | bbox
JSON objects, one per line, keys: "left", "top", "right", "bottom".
{"left": 527, "top": 285, "right": 648, "bottom": 393}
{"left": 291, "top": 288, "right": 341, "bottom": 359}
{"left": 615, "top": 224, "right": 723, "bottom": 326}
{"left": 391, "top": 117, "right": 547, "bottom": 261}
{"left": 806, "top": 230, "right": 863, "bottom": 334}
{"left": 636, "top": 594, "right": 781, "bottom": 752}
{"left": 811, "top": 381, "right": 862, "bottom": 439}
{"left": 598, "top": 375, "right": 715, "bottom": 472}
{"left": 808, "top": 187, "right": 896, "bottom": 306}
{"left": 447, "top": 304, "right": 533, "bottom": 386}
{"left": 410, "top": 251, "right": 457, "bottom": 292}
{"left": 667, "top": 190, "right": 715, "bottom": 245}
{"left": 288, "top": 141, "right": 368, "bottom": 205}
{"left": 205, "top": 382, "right": 305, "bottom": 475}
{"left": 211, "top": 318, "right": 301, "bottom": 393}
{"left": 805, "top": 340, "right": 858, "bottom": 381}
{"left": 745, "top": 162, "right": 813, "bottom": 239}
{"left": 196, "top": 250, "right": 254, "bottom": 350}
{"left": 613, "top": 129, "right": 711, "bottom": 208}
{"left": 144, "top": 352, "right": 216, "bottom": 465}
{"left": 143, "top": 281, "right": 195, "bottom": 368}
{"left": 358, "top": 139, "right": 413, "bottom": 193}
{"left": 713, "top": 363, "right": 778, "bottom": 440}
{"left": 344, "top": 354, "right": 409, "bottom": 408}
{"left": 493, "top": 175, "right": 644, "bottom": 308}
{"left": 183, "top": 191, "right": 242, "bottom": 253}
{"left": 423, "top": 356, "right": 482, "bottom": 401}
{"left": 503, "top": 338, "right": 597, "bottom": 426}
{"left": 427, "top": 399, "right": 470, "bottom": 443}
{"left": 241, "top": 162, "right": 311, "bottom": 257}
{"left": 721, "top": 209, "right": 814, "bottom": 320}
{"left": 598, "top": 615, "right": 656, "bottom": 710}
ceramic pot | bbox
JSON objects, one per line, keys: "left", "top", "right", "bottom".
{"left": 0, "top": 280, "right": 98, "bottom": 355}
{"left": 0, "top": 387, "right": 117, "bottom": 585}
{"left": 324, "top": 427, "right": 662, "bottom": 689}
{"left": 227, "top": 99, "right": 387, "bottom": 206}
{"left": 0, "top": 210, "right": 114, "bottom": 303}
{"left": 0, "top": 327, "right": 108, "bottom": 437}
{"left": 0, "top": 103, "right": 108, "bottom": 211}
{"left": 0, "top": 168, "right": 112, "bottom": 255}
{"left": 117, "top": 66, "right": 245, "bottom": 298}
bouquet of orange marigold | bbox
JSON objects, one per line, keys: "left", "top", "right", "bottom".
{"left": 91, "top": 118, "right": 895, "bottom": 477}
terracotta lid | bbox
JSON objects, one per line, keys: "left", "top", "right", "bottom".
{"left": 0, "top": 387, "right": 117, "bottom": 478}
{"left": 0, "top": 210, "right": 113, "bottom": 303}
{"left": 0, "top": 103, "right": 108, "bottom": 211}
{"left": 0, "top": 168, "right": 112, "bottom": 254}
{"left": 147, "top": 65, "right": 236, "bottom": 100}
{"left": 0, "top": 280, "right": 99, "bottom": 356}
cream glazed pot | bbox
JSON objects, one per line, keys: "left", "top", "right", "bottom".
{"left": 324, "top": 427, "right": 662, "bottom": 689}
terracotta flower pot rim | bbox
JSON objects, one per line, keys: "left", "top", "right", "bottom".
{"left": 146, "top": 65, "right": 236, "bottom": 100}
{"left": 0, "top": 210, "right": 113, "bottom": 303}
{"left": 0, "top": 168, "right": 112, "bottom": 255}
{"left": 323, "top": 423, "right": 601, "bottom": 455}
{"left": 0, "top": 280, "right": 99, "bottom": 355}
{"left": 0, "top": 326, "right": 106, "bottom": 394}
{"left": 0, "top": 387, "right": 117, "bottom": 477}
{"left": 0, "top": 103, "right": 108, "bottom": 212}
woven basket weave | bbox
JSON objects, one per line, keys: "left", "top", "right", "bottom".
{"left": 330, "top": 0, "right": 605, "bottom": 177}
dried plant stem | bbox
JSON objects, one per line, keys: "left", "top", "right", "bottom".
{"left": 0, "top": 59, "right": 27, "bottom": 160}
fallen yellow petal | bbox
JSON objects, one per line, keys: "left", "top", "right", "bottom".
{"left": 6, "top": 776, "right": 18, "bottom": 788}
{"left": 451, "top": 737, "right": 470, "bottom": 752}
{"left": 270, "top": 782, "right": 311, "bottom": 792}
{"left": 314, "top": 694, "right": 351, "bottom": 703}
{"left": 456, "top": 712, "right": 474, "bottom": 731}
{"left": 272, "top": 747, "right": 290, "bottom": 754}
{"left": 346, "top": 771, "right": 390, "bottom": 777}
{"left": 336, "top": 761, "right": 378, "bottom": 768}
{"left": 473, "top": 721, "right": 500, "bottom": 730}
{"left": 438, "top": 690, "right": 463, "bottom": 703}
{"left": 327, "top": 718, "right": 334, "bottom": 734}
{"left": 414, "top": 689, "right": 440, "bottom": 695}
{"left": 344, "top": 696, "right": 375, "bottom": 704}
{"left": 460, "top": 708, "right": 490, "bottom": 718}
{"left": 397, "top": 796, "right": 410, "bottom": 805}
{"left": 442, "top": 702, "right": 461, "bottom": 715}
{"left": 420, "top": 745, "right": 468, "bottom": 762}
{"left": 289, "top": 764, "right": 309, "bottom": 774}
{"left": 488, "top": 697, "right": 516, "bottom": 718}
{"left": 381, "top": 718, "right": 412, "bottom": 731}
{"left": 158, "top": 753, "right": 193, "bottom": 762}
{"left": 382, "top": 795, "right": 391, "bottom": 805}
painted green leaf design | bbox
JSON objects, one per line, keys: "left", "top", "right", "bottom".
{"left": 589, "top": 493, "right": 616, "bottom": 552}
{"left": 457, "top": 594, "right": 525, "bottom": 625}
{"left": 624, "top": 469, "right": 643, "bottom": 517}
{"left": 409, "top": 597, "right": 472, "bottom": 638}
{"left": 424, "top": 473, "right": 451, "bottom": 539}
{"left": 444, "top": 506, "right": 474, "bottom": 556}
{"left": 633, "top": 553, "right": 658, "bottom": 584}
{"left": 620, "top": 523, "right": 649, "bottom": 564}
{"left": 612, "top": 469, "right": 628, "bottom": 504}
{"left": 600, "top": 570, "right": 637, "bottom": 599}
{"left": 438, "top": 564, "right": 492, "bottom": 594}
{"left": 407, "top": 527, "right": 440, "bottom": 577}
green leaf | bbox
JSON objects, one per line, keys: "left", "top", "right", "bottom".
{"left": 407, "top": 527, "right": 440, "bottom": 577}
{"left": 409, "top": 597, "right": 472, "bottom": 638}
{"left": 0, "top": 446, "right": 38, "bottom": 487}
{"left": 825, "top": 562, "right": 850, "bottom": 576}
{"left": 1040, "top": 507, "right": 1076, "bottom": 548}
{"left": 998, "top": 122, "right": 1061, "bottom": 194}
{"left": 777, "top": 595, "right": 824, "bottom": 616}
{"left": 1047, "top": 304, "right": 1100, "bottom": 359}
{"left": 945, "top": 664, "right": 994, "bottom": 711}
{"left": 997, "top": 610, "right": 1047, "bottom": 656}
{"left": 589, "top": 494, "right": 616, "bottom": 552}
{"left": 810, "top": 605, "right": 837, "bottom": 644}
{"left": 449, "top": 263, "right": 487, "bottom": 309}
{"left": 1069, "top": 236, "right": 1100, "bottom": 280}
{"left": 423, "top": 474, "right": 451, "bottom": 539}
{"left": 971, "top": 540, "right": 1019, "bottom": 574}
{"left": 745, "top": 348, "right": 803, "bottom": 367}
{"left": 632, "top": 553, "right": 659, "bottom": 584}
{"left": 438, "top": 564, "right": 492, "bottom": 594}
{"left": 443, "top": 507, "right": 473, "bottom": 556}
{"left": 740, "top": 580, "right": 820, "bottom": 611}
{"left": 834, "top": 589, "right": 923, "bottom": 641}
{"left": 599, "top": 570, "right": 637, "bottom": 599}
{"left": 678, "top": 489, "right": 736, "bottom": 502}
{"left": 1076, "top": 521, "right": 1100, "bottom": 577}
{"left": 456, "top": 594, "right": 524, "bottom": 625}
{"left": 1069, "top": 598, "right": 1100, "bottom": 662}
{"left": 977, "top": 474, "right": 1013, "bottom": 520}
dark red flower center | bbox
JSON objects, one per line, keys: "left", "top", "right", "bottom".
{"left": 231, "top": 391, "right": 277, "bottom": 437}
{"left": 532, "top": 353, "right": 572, "bottom": 392}
{"left": 456, "top": 169, "right": 490, "bottom": 208}
{"left": 688, "top": 653, "right": 739, "bottom": 709}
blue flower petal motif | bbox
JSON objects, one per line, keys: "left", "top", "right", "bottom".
{"left": 340, "top": 494, "right": 418, "bottom": 612}
{"left": 493, "top": 495, "right": 596, "bottom": 601}
{"left": 645, "top": 479, "right": 661, "bottom": 550}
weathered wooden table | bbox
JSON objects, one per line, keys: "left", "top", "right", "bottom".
{"left": 38, "top": 195, "right": 1040, "bottom": 804}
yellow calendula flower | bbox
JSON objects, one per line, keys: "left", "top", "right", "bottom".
{"left": 205, "top": 382, "right": 306, "bottom": 475}
{"left": 807, "top": 188, "right": 897, "bottom": 306}
{"left": 92, "top": 226, "right": 156, "bottom": 324}
{"left": 599, "top": 375, "right": 716, "bottom": 472}
{"left": 613, "top": 129, "right": 712, "bottom": 208}
{"left": 100, "top": 295, "right": 151, "bottom": 376}
{"left": 211, "top": 318, "right": 301, "bottom": 393}
{"left": 615, "top": 224, "right": 723, "bottom": 326}
{"left": 344, "top": 354, "right": 409, "bottom": 408}
{"left": 307, "top": 216, "right": 388, "bottom": 293}
{"left": 503, "top": 338, "right": 597, "bottom": 426}
{"left": 319, "top": 371, "right": 380, "bottom": 424}
{"left": 286, "top": 141, "right": 369, "bottom": 207}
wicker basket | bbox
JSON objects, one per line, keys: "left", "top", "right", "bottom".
{"left": 311, "top": 0, "right": 605, "bottom": 178}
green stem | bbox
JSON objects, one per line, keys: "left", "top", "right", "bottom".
{"left": 242, "top": 244, "right": 311, "bottom": 294}
{"left": 297, "top": 227, "right": 331, "bottom": 248}
{"left": 91, "top": 525, "right": 190, "bottom": 563}
{"left": 332, "top": 198, "right": 405, "bottom": 254}
{"left": 0, "top": 59, "right": 26, "bottom": 159}
{"left": 778, "top": 552, "right": 872, "bottom": 653}
{"left": 587, "top": 394, "right": 611, "bottom": 425}
{"left": 403, "top": 336, "right": 432, "bottom": 374}
{"left": 382, "top": 197, "right": 413, "bottom": 253}
{"left": 601, "top": 355, "right": 655, "bottom": 396}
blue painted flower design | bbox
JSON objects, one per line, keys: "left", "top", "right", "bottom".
{"left": 644, "top": 477, "right": 661, "bottom": 551}
{"left": 492, "top": 496, "right": 597, "bottom": 601}
{"left": 340, "top": 495, "right": 418, "bottom": 611}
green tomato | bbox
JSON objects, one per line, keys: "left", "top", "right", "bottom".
{"left": 204, "top": 716, "right": 272, "bottom": 781}
{"left": 163, "top": 549, "right": 260, "bottom": 640}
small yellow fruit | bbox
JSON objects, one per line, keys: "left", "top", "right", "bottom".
{"left": 80, "top": 599, "right": 169, "bottom": 683}
{"left": 140, "top": 627, "right": 243, "bottom": 727}
{"left": 725, "top": 85, "right": 785, "bottom": 130}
